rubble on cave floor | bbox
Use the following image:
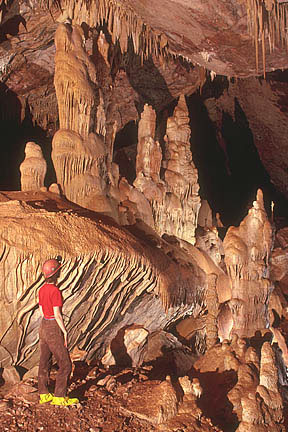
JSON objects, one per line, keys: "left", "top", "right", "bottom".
{"left": 0, "top": 359, "right": 225, "bottom": 432}
{"left": 1, "top": 334, "right": 288, "bottom": 432}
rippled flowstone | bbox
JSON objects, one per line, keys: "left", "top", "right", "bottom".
{"left": 0, "top": 190, "right": 206, "bottom": 369}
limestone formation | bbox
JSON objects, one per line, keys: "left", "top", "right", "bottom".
{"left": 101, "top": 325, "right": 149, "bottom": 367}
{"left": 162, "top": 95, "right": 201, "bottom": 243}
{"left": 198, "top": 199, "right": 213, "bottom": 228}
{"left": 121, "top": 377, "right": 178, "bottom": 424}
{"left": 195, "top": 226, "right": 224, "bottom": 265}
{"left": 52, "top": 23, "right": 116, "bottom": 215}
{"left": 2, "top": 366, "right": 21, "bottom": 385}
{"left": 236, "top": 342, "right": 284, "bottom": 431}
{"left": 0, "top": 192, "right": 206, "bottom": 369}
{"left": 271, "top": 228, "right": 288, "bottom": 307}
{"left": 48, "top": 183, "right": 61, "bottom": 195}
{"left": 222, "top": 189, "right": 273, "bottom": 338}
{"left": 193, "top": 333, "right": 284, "bottom": 431}
{"left": 20, "top": 142, "right": 47, "bottom": 192}
{"left": 133, "top": 96, "right": 201, "bottom": 245}
{"left": 53, "top": 23, "right": 97, "bottom": 138}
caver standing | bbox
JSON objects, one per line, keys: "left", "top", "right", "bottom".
{"left": 38, "top": 258, "right": 79, "bottom": 406}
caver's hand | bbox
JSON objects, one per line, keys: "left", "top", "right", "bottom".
{"left": 64, "top": 331, "right": 68, "bottom": 348}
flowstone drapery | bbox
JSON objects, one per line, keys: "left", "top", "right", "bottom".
{"left": 51, "top": 23, "right": 114, "bottom": 214}
{"left": 0, "top": 192, "right": 206, "bottom": 369}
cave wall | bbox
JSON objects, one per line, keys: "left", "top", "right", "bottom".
{"left": 0, "top": 193, "right": 207, "bottom": 369}
{"left": 204, "top": 74, "right": 288, "bottom": 205}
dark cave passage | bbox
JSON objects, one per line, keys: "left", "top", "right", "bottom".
{"left": 186, "top": 91, "right": 277, "bottom": 227}
{"left": 0, "top": 84, "right": 56, "bottom": 190}
{"left": 113, "top": 90, "right": 281, "bottom": 228}
{"left": 113, "top": 120, "right": 138, "bottom": 185}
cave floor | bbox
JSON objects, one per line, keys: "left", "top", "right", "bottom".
{"left": 0, "top": 361, "right": 231, "bottom": 432}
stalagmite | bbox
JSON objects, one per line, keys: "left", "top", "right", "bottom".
{"left": 223, "top": 189, "right": 273, "bottom": 337}
{"left": 162, "top": 94, "right": 201, "bottom": 243}
{"left": 97, "top": 30, "right": 110, "bottom": 67}
{"left": 193, "top": 329, "right": 284, "bottom": 430}
{"left": 19, "top": 142, "right": 47, "bottom": 192}
{"left": 133, "top": 96, "right": 201, "bottom": 245}
{"left": 198, "top": 199, "right": 213, "bottom": 228}
{"left": 236, "top": 341, "right": 284, "bottom": 431}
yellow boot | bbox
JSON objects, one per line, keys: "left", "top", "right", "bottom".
{"left": 50, "top": 396, "right": 79, "bottom": 406}
{"left": 39, "top": 393, "right": 54, "bottom": 404}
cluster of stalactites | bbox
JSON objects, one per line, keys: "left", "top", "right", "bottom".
{"left": 133, "top": 96, "right": 201, "bottom": 245}
{"left": 54, "top": 23, "right": 97, "bottom": 138}
{"left": 59, "top": 0, "right": 169, "bottom": 63}
{"left": 52, "top": 22, "right": 110, "bottom": 210}
{"left": 245, "top": 0, "right": 288, "bottom": 77}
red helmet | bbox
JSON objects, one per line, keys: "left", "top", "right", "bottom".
{"left": 42, "top": 259, "right": 62, "bottom": 278}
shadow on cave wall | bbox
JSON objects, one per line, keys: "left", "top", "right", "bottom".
{"left": 186, "top": 90, "right": 274, "bottom": 226}
{"left": 113, "top": 121, "right": 138, "bottom": 184}
{"left": 0, "top": 84, "right": 56, "bottom": 190}
{"left": 221, "top": 97, "right": 272, "bottom": 223}
{"left": 192, "top": 369, "right": 239, "bottom": 432}
{"left": 124, "top": 50, "right": 174, "bottom": 114}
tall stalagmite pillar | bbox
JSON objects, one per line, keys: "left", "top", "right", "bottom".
{"left": 134, "top": 96, "right": 201, "bottom": 244}
{"left": 223, "top": 189, "right": 273, "bottom": 337}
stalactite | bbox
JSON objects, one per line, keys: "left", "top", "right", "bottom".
{"left": 245, "top": 0, "right": 288, "bottom": 75}
{"left": 59, "top": 0, "right": 172, "bottom": 63}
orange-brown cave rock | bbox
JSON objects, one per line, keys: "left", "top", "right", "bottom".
{"left": 2, "top": 2, "right": 288, "bottom": 431}
{"left": 0, "top": 191, "right": 207, "bottom": 370}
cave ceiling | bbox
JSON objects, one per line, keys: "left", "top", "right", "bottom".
{"left": 1, "top": 0, "right": 288, "bottom": 204}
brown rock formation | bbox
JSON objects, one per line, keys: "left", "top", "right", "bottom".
{"left": 121, "top": 377, "right": 178, "bottom": 424}
{"left": 51, "top": 23, "right": 117, "bottom": 216}
{"left": 236, "top": 341, "right": 284, "bottom": 431}
{"left": 1, "top": 2, "right": 288, "bottom": 428}
{"left": 0, "top": 191, "right": 206, "bottom": 369}
{"left": 54, "top": 23, "right": 97, "bottom": 137}
{"left": 222, "top": 189, "right": 273, "bottom": 337}
{"left": 193, "top": 333, "right": 284, "bottom": 431}
{"left": 162, "top": 94, "right": 201, "bottom": 243}
{"left": 134, "top": 96, "right": 201, "bottom": 244}
{"left": 58, "top": 0, "right": 288, "bottom": 77}
{"left": 19, "top": 142, "right": 47, "bottom": 191}
{"left": 271, "top": 227, "right": 288, "bottom": 299}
